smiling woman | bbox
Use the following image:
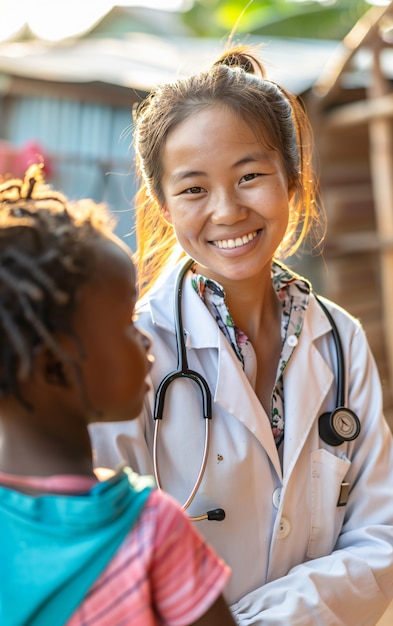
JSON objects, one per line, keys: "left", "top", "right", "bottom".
{"left": 90, "top": 44, "right": 393, "bottom": 626}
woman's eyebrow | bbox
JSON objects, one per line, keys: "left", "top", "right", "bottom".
{"left": 232, "top": 151, "right": 272, "bottom": 168}
{"left": 169, "top": 170, "right": 206, "bottom": 185}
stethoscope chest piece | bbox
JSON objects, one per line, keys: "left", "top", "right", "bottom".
{"left": 319, "top": 407, "right": 361, "bottom": 447}
{"left": 315, "top": 294, "right": 361, "bottom": 447}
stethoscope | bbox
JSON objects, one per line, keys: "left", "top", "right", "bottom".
{"left": 153, "top": 258, "right": 361, "bottom": 522}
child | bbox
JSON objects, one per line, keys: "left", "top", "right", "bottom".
{"left": 0, "top": 164, "right": 235, "bottom": 626}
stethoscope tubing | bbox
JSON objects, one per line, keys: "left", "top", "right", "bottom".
{"left": 153, "top": 258, "right": 213, "bottom": 517}
{"left": 153, "top": 415, "right": 210, "bottom": 512}
{"left": 314, "top": 294, "right": 345, "bottom": 408}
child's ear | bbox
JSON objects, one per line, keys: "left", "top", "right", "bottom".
{"left": 35, "top": 347, "right": 70, "bottom": 388}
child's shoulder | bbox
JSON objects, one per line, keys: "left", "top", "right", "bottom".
{"left": 143, "top": 486, "right": 186, "bottom": 520}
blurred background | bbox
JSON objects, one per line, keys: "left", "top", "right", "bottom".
{"left": 1, "top": 0, "right": 393, "bottom": 433}
{"left": 0, "top": 4, "right": 392, "bottom": 621}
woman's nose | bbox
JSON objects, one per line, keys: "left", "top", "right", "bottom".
{"left": 210, "top": 190, "right": 247, "bottom": 225}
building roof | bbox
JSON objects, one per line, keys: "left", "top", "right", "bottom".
{"left": 0, "top": 32, "right": 339, "bottom": 96}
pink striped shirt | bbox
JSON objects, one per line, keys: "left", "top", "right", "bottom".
{"left": 66, "top": 488, "right": 231, "bottom": 626}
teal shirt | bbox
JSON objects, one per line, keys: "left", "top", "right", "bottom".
{"left": 0, "top": 467, "right": 153, "bottom": 626}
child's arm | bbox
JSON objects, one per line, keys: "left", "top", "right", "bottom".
{"left": 150, "top": 488, "right": 234, "bottom": 626}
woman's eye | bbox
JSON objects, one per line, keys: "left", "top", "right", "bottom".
{"left": 241, "top": 173, "right": 259, "bottom": 183}
{"left": 185, "top": 186, "right": 204, "bottom": 194}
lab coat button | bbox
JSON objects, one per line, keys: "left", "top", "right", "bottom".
{"left": 272, "top": 487, "right": 282, "bottom": 509}
{"left": 278, "top": 517, "right": 291, "bottom": 538}
{"left": 287, "top": 334, "right": 298, "bottom": 347}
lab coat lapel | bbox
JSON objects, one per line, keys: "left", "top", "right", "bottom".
{"left": 282, "top": 297, "right": 334, "bottom": 478}
{"left": 215, "top": 331, "right": 283, "bottom": 479}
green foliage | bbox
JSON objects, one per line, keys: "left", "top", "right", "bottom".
{"left": 182, "top": 0, "right": 372, "bottom": 40}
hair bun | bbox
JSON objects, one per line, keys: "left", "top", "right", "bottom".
{"left": 213, "top": 45, "right": 267, "bottom": 78}
{"left": 220, "top": 52, "right": 253, "bottom": 73}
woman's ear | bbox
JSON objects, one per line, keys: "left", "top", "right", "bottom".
{"left": 288, "top": 181, "right": 297, "bottom": 202}
{"left": 162, "top": 204, "right": 173, "bottom": 224}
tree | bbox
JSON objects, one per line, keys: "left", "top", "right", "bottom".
{"left": 181, "top": 0, "right": 375, "bottom": 40}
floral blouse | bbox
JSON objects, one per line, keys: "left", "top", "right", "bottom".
{"left": 191, "top": 261, "right": 311, "bottom": 447}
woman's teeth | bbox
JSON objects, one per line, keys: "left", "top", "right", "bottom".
{"left": 213, "top": 231, "right": 258, "bottom": 249}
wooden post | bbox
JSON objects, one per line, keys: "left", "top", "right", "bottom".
{"left": 368, "top": 46, "right": 393, "bottom": 390}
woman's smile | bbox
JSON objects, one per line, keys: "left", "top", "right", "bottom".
{"left": 211, "top": 229, "right": 259, "bottom": 250}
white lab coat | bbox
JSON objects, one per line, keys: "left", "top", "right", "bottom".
{"left": 90, "top": 260, "right": 393, "bottom": 625}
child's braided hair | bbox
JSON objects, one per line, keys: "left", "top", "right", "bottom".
{"left": 0, "top": 164, "right": 115, "bottom": 406}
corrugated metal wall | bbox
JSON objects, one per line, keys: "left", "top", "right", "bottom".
{"left": 2, "top": 93, "right": 138, "bottom": 250}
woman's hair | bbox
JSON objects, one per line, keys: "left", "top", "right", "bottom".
{"left": 132, "top": 44, "right": 325, "bottom": 295}
{"left": 0, "top": 164, "right": 115, "bottom": 406}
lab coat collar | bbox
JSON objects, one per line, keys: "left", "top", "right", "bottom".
{"left": 142, "top": 259, "right": 221, "bottom": 348}
{"left": 144, "top": 258, "right": 332, "bottom": 342}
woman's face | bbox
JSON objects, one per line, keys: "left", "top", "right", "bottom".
{"left": 160, "top": 105, "right": 293, "bottom": 285}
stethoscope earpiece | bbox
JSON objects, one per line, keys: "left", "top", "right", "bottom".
{"left": 319, "top": 407, "right": 361, "bottom": 447}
